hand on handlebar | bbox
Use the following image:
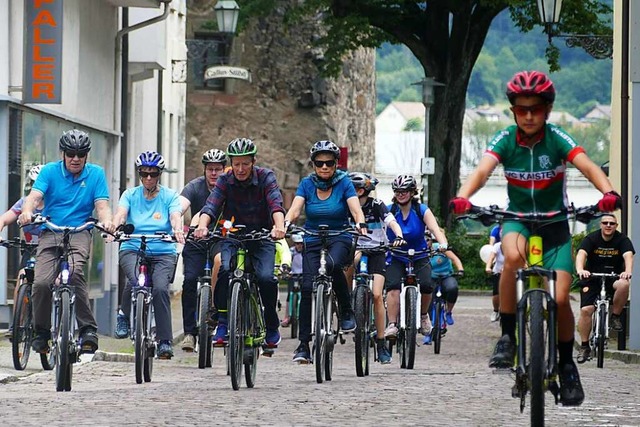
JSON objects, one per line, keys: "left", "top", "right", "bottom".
{"left": 271, "top": 224, "right": 286, "bottom": 240}
{"left": 17, "top": 211, "right": 34, "bottom": 226}
{"left": 597, "top": 191, "right": 622, "bottom": 212}
{"left": 577, "top": 269, "right": 591, "bottom": 279}
{"left": 449, "top": 197, "right": 471, "bottom": 215}
{"left": 620, "top": 272, "right": 632, "bottom": 280}
{"left": 193, "top": 226, "right": 209, "bottom": 239}
{"left": 173, "top": 228, "right": 186, "bottom": 245}
{"left": 392, "top": 236, "right": 406, "bottom": 247}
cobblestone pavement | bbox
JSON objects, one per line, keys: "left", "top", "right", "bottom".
{"left": 0, "top": 295, "right": 639, "bottom": 426}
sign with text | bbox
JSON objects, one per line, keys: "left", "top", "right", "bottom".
{"left": 204, "top": 66, "right": 251, "bottom": 82}
{"left": 24, "top": 0, "right": 63, "bottom": 104}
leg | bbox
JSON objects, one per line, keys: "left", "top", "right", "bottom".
{"left": 31, "top": 232, "right": 62, "bottom": 333}
{"left": 325, "top": 237, "right": 354, "bottom": 316}
{"left": 612, "top": 278, "right": 630, "bottom": 316}
{"left": 68, "top": 231, "right": 95, "bottom": 331}
{"left": 372, "top": 274, "right": 386, "bottom": 338}
{"left": 150, "top": 255, "right": 178, "bottom": 342}
{"left": 181, "top": 243, "right": 206, "bottom": 336}
{"left": 250, "top": 240, "right": 280, "bottom": 331}
{"left": 118, "top": 251, "right": 139, "bottom": 319}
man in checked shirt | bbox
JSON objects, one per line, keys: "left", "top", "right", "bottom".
{"left": 194, "top": 138, "right": 286, "bottom": 350}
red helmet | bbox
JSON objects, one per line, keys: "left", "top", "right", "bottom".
{"left": 506, "top": 71, "right": 555, "bottom": 104}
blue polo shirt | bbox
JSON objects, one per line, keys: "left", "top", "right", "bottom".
{"left": 33, "top": 160, "right": 110, "bottom": 227}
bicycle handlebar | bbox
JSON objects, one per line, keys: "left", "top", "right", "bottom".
{"left": 589, "top": 272, "right": 621, "bottom": 279}
{"left": 456, "top": 204, "right": 602, "bottom": 226}
{"left": 389, "top": 246, "right": 440, "bottom": 258}
{"left": 0, "top": 238, "right": 38, "bottom": 251}
{"left": 110, "top": 232, "right": 177, "bottom": 243}
{"left": 289, "top": 224, "right": 360, "bottom": 239}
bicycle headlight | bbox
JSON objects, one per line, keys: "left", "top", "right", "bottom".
{"left": 408, "top": 249, "right": 415, "bottom": 256}
{"left": 233, "top": 269, "right": 244, "bottom": 278}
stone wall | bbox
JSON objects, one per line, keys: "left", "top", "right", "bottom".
{"left": 185, "top": 1, "right": 375, "bottom": 195}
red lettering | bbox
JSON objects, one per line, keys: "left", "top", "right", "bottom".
{"left": 34, "top": 0, "right": 55, "bottom": 8}
{"left": 33, "top": 10, "right": 57, "bottom": 27}
{"left": 32, "top": 45, "right": 54, "bottom": 62}
{"left": 531, "top": 246, "right": 542, "bottom": 256}
{"left": 33, "top": 64, "right": 54, "bottom": 80}
{"left": 32, "top": 82, "right": 55, "bottom": 99}
{"left": 34, "top": 27, "right": 54, "bottom": 44}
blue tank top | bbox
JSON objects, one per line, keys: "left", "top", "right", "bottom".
{"left": 386, "top": 201, "right": 429, "bottom": 261}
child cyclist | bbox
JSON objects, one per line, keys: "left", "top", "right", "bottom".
{"left": 450, "top": 70, "right": 621, "bottom": 406}
{"left": 346, "top": 172, "right": 405, "bottom": 364}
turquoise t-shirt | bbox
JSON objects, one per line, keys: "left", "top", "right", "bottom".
{"left": 296, "top": 175, "right": 357, "bottom": 230}
{"left": 33, "top": 161, "right": 109, "bottom": 227}
{"left": 118, "top": 186, "right": 181, "bottom": 255}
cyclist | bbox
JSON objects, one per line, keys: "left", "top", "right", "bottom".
{"left": 384, "top": 174, "right": 448, "bottom": 343}
{"left": 575, "top": 214, "right": 634, "bottom": 363}
{"left": 0, "top": 164, "right": 44, "bottom": 336}
{"left": 346, "top": 171, "right": 405, "bottom": 364}
{"left": 193, "top": 138, "right": 286, "bottom": 351}
{"left": 489, "top": 224, "right": 501, "bottom": 245}
{"left": 425, "top": 231, "right": 463, "bottom": 344}
{"left": 485, "top": 233, "right": 504, "bottom": 322}
{"left": 19, "top": 129, "right": 116, "bottom": 354}
{"left": 280, "top": 233, "right": 304, "bottom": 327}
{"left": 274, "top": 237, "right": 292, "bottom": 320}
{"left": 284, "top": 140, "right": 367, "bottom": 363}
{"left": 112, "top": 151, "right": 185, "bottom": 359}
{"left": 450, "top": 70, "right": 621, "bottom": 406}
{"left": 177, "top": 148, "right": 227, "bottom": 352}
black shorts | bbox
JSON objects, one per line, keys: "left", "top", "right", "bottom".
{"left": 357, "top": 250, "right": 386, "bottom": 275}
{"left": 487, "top": 273, "right": 501, "bottom": 296}
{"left": 579, "top": 277, "right": 616, "bottom": 308}
{"left": 384, "top": 257, "right": 432, "bottom": 294}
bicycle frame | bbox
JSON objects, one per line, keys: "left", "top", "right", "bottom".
{"left": 589, "top": 272, "right": 619, "bottom": 368}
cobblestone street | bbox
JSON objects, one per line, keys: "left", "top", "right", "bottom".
{"left": 0, "top": 295, "right": 639, "bottom": 426}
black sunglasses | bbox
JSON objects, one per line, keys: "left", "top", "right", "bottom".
{"left": 65, "top": 151, "right": 87, "bottom": 159}
{"left": 601, "top": 221, "right": 617, "bottom": 226}
{"left": 313, "top": 160, "right": 336, "bottom": 168}
{"left": 139, "top": 171, "right": 160, "bottom": 178}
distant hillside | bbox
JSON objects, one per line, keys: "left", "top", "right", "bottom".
{"left": 376, "top": 9, "right": 612, "bottom": 118}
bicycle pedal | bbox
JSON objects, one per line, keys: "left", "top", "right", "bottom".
{"left": 261, "top": 348, "right": 274, "bottom": 358}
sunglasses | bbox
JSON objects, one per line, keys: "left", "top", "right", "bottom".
{"left": 394, "top": 190, "right": 410, "bottom": 196}
{"left": 64, "top": 151, "right": 87, "bottom": 159}
{"left": 601, "top": 221, "right": 617, "bottom": 226}
{"left": 313, "top": 160, "right": 336, "bottom": 168}
{"left": 510, "top": 104, "right": 548, "bottom": 116}
{"left": 139, "top": 171, "right": 160, "bottom": 178}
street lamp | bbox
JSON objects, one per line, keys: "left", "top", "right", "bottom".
{"left": 412, "top": 77, "right": 444, "bottom": 203}
{"left": 537, "top": 0, "right": 613, "bottom": 59}
{"left": 214, "top": 0, "right": 240, "bottom": 35}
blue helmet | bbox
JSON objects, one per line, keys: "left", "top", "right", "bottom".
{"left": 135, "top": 151, "right": 166, "bottom": 171}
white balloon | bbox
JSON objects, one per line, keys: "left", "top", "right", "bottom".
{"left": 479, "top": 244, "right": 493, "bottom": 263}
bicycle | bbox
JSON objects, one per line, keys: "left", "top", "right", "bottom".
{"left": 110, "top": 227, "right": 177, "bottom": 384}
{"left": 223, "top": 225, "right": 273, "bottom": 391}
{"left": 587, "top": 272, "right": 620, "bottom": 368}
{"left": 1, "top": 238, "right": 54, "bottom": 371}
{"left": 429, "top": 270, "right": 463, "bottom": 355}
{"left": 292, "top": 225, "right": 359, "bottom": 383}
{"left": 286, "top": 272, "right": 302, "bottom": 339}
{"left": 352, "top": 245, "right": 387, "bottom": 377}
{"left": 458, "top": 203, "right": 599, "bottom": 426}
{"left": 387, "top": 247, "right": 435, "bottom": 370}
{"left": 31, "top": 215, "right": 107, "bottom": 392}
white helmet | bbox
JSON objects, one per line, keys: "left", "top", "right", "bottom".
{"left": 291, "top": 233, "right": 303, "bottom": 243}
{"left": 28, "top": 164, "right": 42, "bottom": 182}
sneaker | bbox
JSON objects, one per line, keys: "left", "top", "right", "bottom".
{"left": 420, "top": 314, "right": 432, "bottom": 336}
{"left": 490, "top": 311, "right": 500, "bottom": 322}
{"left": 265, "top": 329, "right": 281, "bottom": 348}
{"left": 340, "top": 310, "right": 356, "bottom": 332}
{"left": 79, "top": 327, "right": 99, "bottom": 354}
{"left": 292, "top": 341, "right": 311, "bottom": 364}
{"left": 377, "top": 341, "right": 392, "bottom": 364}
{"left": 213, "top": 322, "right": 228, "bottom": 346}
{"left": 576, "top": 345, "right": 591, "bottom": 364}
{"left": 181, "top": 334, "right": 195, "bottom": 352}
{"left": 610, "top": 314, "right": 623, "bottom": 332}
{"left": 384, "top": 323, "right": 398, "bottom": 339}
{"left": 32, "top": 329, "right": 51, "bottom": 354}
{"left": 423, "top": 334, "right": 432, "bottom": 345}
{"left": 445, "top": 312, "right": 454, "bottom": 326}
{"left": 157, "top": 340, "right": 174, "bottom": 359}
{"left": 489, "top": 334, "right": 515, "bottom": 369}
{"left": 559, "top": 363, "right": 585, "bottom": 406}
{"left": 115, "top": 313, "right": 129, "bottom": 339}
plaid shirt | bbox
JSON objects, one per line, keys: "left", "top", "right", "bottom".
{"left": 201, "top": 166, "right": 284, "bottom": 230}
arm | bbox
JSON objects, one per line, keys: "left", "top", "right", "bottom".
{"left": 485, "top": 251, "right": 496, "bottom": 274}
{"left": 17, "top": 190, "right": 43, "bottom": 225}
{"left": 572, "top": 152, "right": 614, "bottom": 194}
{"left": 195, "top": 180, "right": 226, "bottom": 238}
{"left": 112, "top": 206, "right": 129, "bottom": 228}
{"left": 0, "top": 209, "right": 18, "bottom": 234}
{"left": 446, "top": 250, "right": 463, "bottom": 272}
{"left": 94, "top": 199, "right": 115, "bottom": 233}
{"left": 170, "top": 211, "right": 185, "bottom": 244}
{"left": 271, "top": 211, "right": 286, "bottom": 239}
{"left": 387, "top": 219, "right": 404, "bottom": 240}
{"left": 457, "top": 155, "right": 499, "bottom": 199}
{"left": 284, "top": 196, "right": 305, "bottom": 224}
{"left": 179, "top": 195, "right": 191, "bottom": 215}
{"left": 347, "top": 196, "right": 367, "bottom": 235}
{"left": 423, "top": 209, "right": 447, "bottom": 246}
{"left": 621, "top": 251, "right": 634, "bottom": 280}
{"left": 575, "top": 249, "right": 590, "bottom": 278}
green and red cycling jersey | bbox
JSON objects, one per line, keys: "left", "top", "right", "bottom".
{"left": 485, "top": 123, "right": 585, "bottom": 213}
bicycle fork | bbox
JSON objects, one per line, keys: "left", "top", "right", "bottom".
{"left": 399, "top": 285, "right": 420, "bottom": 329}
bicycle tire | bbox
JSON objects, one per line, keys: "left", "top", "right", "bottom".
{"left": 528, "top": 291, "right": 546, "bottom": 426}
{"left": 398, "top": 328, "right": 406, "bottom": 369}
{"left": 433, "top": 300, "right": 443, "bottom": 355}
{"left": 353, "top": 285, "right": 369, "bottom": 377}
{"left": 596, "top": 304, "right": 607, "bottom": 369}
{"left": 325, "top": 296, "right": 337, "bottom": 382}
{"left": 198, "top": 285, "right": 212, "bottom": 369}
{"left": 229, "top": 280, "right": 245, "bottom": 390}
{"left": 405, "top": 287, "right": 418, "bottom": 369}
{"left": 290, "top": 292, "right": 299, "bottom": 339}
{"left": 244, "top": 291, "right": 259, "bottom": 388}
{"left": 55, "top": 292, "right": 72, "bottom": 392}
{"left": 134, "top": 293, "right": 146, "bottom": 384}
{"left": 12, "top": 283, "right": 32, "bottom": 371}
{"left": 143, "top": 302, "right": 154, "bottom": 383}
{"left": 314, "top": 283, "right": 326, "bottom": 384}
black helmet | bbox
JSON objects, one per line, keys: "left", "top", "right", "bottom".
{"left": 310, "top": 140, "right": 340, "bottom": 160}
{"left": 59, "top": 129, "right": 91, "bottom": 153}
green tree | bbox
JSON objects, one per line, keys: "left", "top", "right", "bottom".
{"left": 404, "top": 117, "right": 424, "bottom": 131}
{"left": 463, "top": 118, "right": 506, "bottom": 169}
{"left": 238, "top": 0, "right": 612, "bottom": 223}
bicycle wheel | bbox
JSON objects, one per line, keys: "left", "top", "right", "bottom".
{"left": 528, "top": 291, "right": 546, "bottom": 426}
{"left": 134, "top": 293, "right": 146, "bottom": 384}
{"left": 405, "top": 287, "right": 418, "bottom": 369}
{"left": 55, "top": 292, "right": 72, "bottom": 392}
{"left": 433, "top": 300, "right": 443, "bottom": 355}
{"left": 290, "top": 292, "right": 299, "bottom": 339}
{"left": 353, "top": 285, "right": 369, "bottom": 377}
{"left": 12, "top": 283, "right": 32, "bottom": 371}
{"left": 229, "top": 280, "right": 245, "bottom": 390}
{"left": 143, "top": 303, "right": 154, "bottom": 383}
{"left": 198, "top": 285, "right": 212, "bottom": 369}
{"left": 325, "top": 296, "right": 338, "bottom": 382}
{"left": 314, "top": 283, "right": 326, "bottom": 384}
{"left": 244, "top": 292, "right": 259, "bottom": 388}
{"left": 596, "top": 304, "right": 607, "bottom": 369}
